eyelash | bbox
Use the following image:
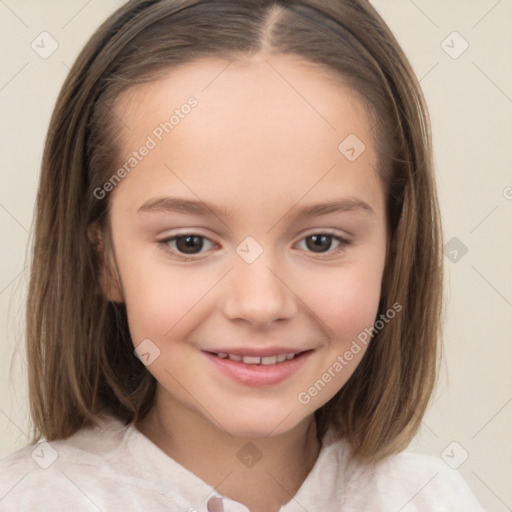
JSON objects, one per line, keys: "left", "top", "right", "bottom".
{"left": 157, "top": 231, "right": 351, "bottom": 260}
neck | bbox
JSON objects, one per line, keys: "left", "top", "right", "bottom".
{"left": 136, "top": 385, "right": 322, "bottom": 512}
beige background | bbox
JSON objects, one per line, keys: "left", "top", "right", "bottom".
{"left": 1, "top": 1, "right": 511, "bottom": 510}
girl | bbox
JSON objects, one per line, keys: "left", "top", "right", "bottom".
{"left": 0, "top": 0, "right": 485, "bottom": 510}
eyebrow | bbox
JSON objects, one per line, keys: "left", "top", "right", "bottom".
{"left": 137, "top": 196, "right": 374, "bottom": 219}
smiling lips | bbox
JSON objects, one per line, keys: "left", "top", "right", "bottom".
{"left": 204, "top": 349, "right": 313, "bottom": 386}
{"left": 211, "top": 351, "right": 302, "bottom": 365}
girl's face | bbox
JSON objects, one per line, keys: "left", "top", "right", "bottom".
{"left": 105, "top": 55, "right": 388, "bottom": 437}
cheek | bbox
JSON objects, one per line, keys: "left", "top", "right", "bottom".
{"left": 115, "top": 241, "right": 227, "bottom": 351}
{"left": 124, "top": 265, "right": 381, "bottom": 345}
{"left": 292, "top": 264, "right": 383, "bottom": 410}
{"left": 304, "top": 260, "right": 383, "bottom": 341}
{"left": 120, "top": 262, "right": 206, "bottom": 344}
{"left": 302, "top": 259, "right": 382, "bottom": 365}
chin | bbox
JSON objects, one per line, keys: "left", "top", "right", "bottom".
{"left": 219, "top": 407, "right": 310, "bottom": 439}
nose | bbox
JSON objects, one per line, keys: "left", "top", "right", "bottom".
{"left": 221, "top": 248, "right": 298, "bottom": 327}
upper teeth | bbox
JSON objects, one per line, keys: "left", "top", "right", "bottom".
{"left": 215, "top": 352, "right": 298, "bottom": 365}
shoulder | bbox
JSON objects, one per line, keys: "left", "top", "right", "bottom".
{"left": 0, "top": 413, "right": 128, "bottom": 469}
{"left": 0, "top": 414, "right": 139, "bottom": 511}
{"left": 339, "top": 445, "right": 485, "bottom": 511}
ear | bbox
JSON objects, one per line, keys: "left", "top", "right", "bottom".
{"left": 88, "top": 222, "right": 125, "bottom": 303}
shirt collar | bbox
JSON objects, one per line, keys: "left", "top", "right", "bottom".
{"left": 106, "top": 414, "right": 348, "bottom": 512}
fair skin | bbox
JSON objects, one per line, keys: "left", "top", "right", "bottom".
{"left": 102, "top": 54, "right": 388, "bottom": 512}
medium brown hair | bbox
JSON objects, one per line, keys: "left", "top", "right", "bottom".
{"left": 26, "top": 0, "right": 443, "bottom": 462}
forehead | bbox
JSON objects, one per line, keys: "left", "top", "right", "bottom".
{"left": 109, "top": 54, "right": 383, "bottom": 217}
{"left": 114, "top": 54, "right": 375, "bottom": 153}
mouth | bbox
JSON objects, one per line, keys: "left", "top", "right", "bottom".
{"left": 203, "top": 349, "right": 314, "bottom": 386}
{"left": 206, "top": 350, "right": 309, "bottom": 365}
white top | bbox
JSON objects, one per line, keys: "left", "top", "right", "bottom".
{"left": 0, "top": 413, "right": 484, "bottom": 511}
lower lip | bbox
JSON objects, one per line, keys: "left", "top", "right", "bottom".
{"left": 203, "top": 351, "right": 313, "bottom": 387}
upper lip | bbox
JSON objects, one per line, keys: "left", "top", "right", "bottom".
{"left": 203, "top": 346, "right": 311, "bottom": 357}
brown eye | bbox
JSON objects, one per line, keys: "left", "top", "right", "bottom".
{"left": 174, "top": 235, "right": 204, "bottom": 254}
{"left": 305, "top": 234, "right": 334, "bottom": 253}
{"left": 297, "top": 233, "right": 350, "bottom": 256}
{"left": 159, "top": 234, "right": 215, "bottom": 257}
